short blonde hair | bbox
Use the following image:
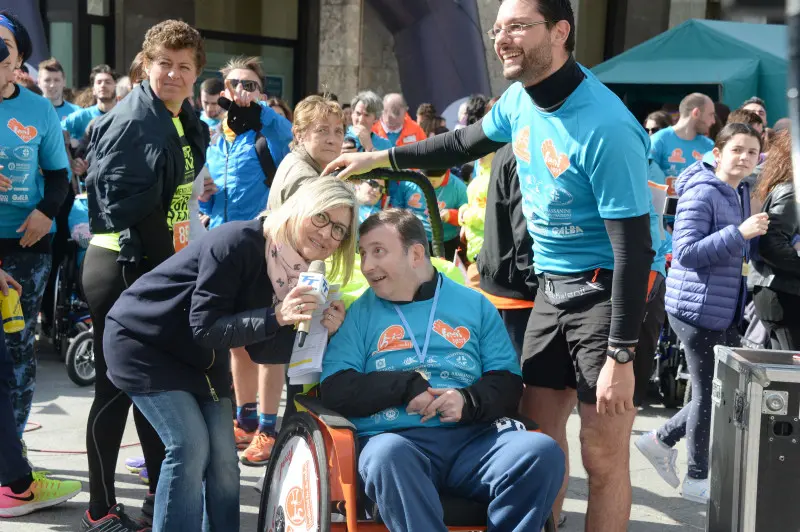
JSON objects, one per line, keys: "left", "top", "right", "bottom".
{"left": 220, "top": 56, "right": 264, "bottom": 89}
{"left": 291, "top": 95, "right": 344, "bottom": 150}
{"left": 141, "top": 20, "right": 206, "bottom": 74}
{"left": 262, "top": 176, "right": 358, "bottom": 285}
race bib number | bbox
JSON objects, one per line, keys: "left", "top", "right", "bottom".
{"left": 173, "top": 220, "right": 190, "bottom": 252}
{"left": 666, "top": 177, "right": 677, "bottom": 198}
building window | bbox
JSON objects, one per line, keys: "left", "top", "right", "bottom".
{"left": 49, "top": 21, "right": 74, "bottom": 84}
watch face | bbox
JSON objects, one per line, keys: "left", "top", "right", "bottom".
{"left": 612, "top": 348, "right": 632, "bottom": 363}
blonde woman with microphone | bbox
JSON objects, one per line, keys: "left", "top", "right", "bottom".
{"left": 100, "top": 176, "right": 356, "bottom": 532}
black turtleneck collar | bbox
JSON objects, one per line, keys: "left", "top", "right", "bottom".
{"left": 2, "top": 83, "right": 21, "bottom": 101}
{"left": 525, "top": 55, "right": 585, "bottom": 112}
{"left": 393, "top": 270, "right": 441, "bottom": 305}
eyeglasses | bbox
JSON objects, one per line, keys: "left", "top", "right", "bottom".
{"left": 645, "top": 127, "right": 662, "bottom": 135}
{"left": 228, "top": 78, "right": 261, "bottom": 93}
{"left": 366, "top": 179, "right": 385, "bottom": 192}
{"left": 486, "top": 21, "right": 549, "bottom": 40}
{"left": 311, "top": 212, "right": 350, "bottom": 241}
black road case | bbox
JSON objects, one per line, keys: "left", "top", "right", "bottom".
{"left": 708, "top": 346, "right": 800, "bottom": 532}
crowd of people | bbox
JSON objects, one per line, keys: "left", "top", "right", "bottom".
{"left": 0, "top": 1, "right": 798, "bottom": 531}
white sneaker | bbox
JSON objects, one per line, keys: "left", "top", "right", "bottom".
{"left": 681, "top": 477, "right": 709, "bottom": 504}
{"left": 634, "top": 431, "right": 680, "bottom": 488}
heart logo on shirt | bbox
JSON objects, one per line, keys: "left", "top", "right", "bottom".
{"left": 7, "top": 118, "right": 38, "bottom": 143}
{"left": 513, "top": 126, "right": 531, "bottom": 163}
{"left": 668, "top": 148, "right": 685, "bottom": 164}
{"left": 691, "top": 150, "right": 703, "bottom": 161}
{"left": 541, "top": 139, "right": 570, "bottom": 178}
{"left": 377, "top": 325, "right": 413, "bottom": 353}
{"left": 433, "top": 320, "right": 470, "bottom": 349}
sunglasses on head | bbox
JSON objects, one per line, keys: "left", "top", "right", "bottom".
{"left": 645, "top": 127, "right": 662, "bottom": 134}
{"left": 228, "top": 78, "right": 261, "bottom": 93}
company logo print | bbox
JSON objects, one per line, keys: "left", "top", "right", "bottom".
{"left": 446, "top": 352, "right": 477, "bottom": 371}
{"left": 377, "top": 325, "right": 413, "bottom": 353}
{"left": 513, "top": 126, "right": 531, "bottom": 163}
{"left": 433, "top": 320, "right": 470, "bottom": 348}
{"left": 667, "top": 148, "right": 685, "bottom": 164}
{"left": 7, "top": 118, "right": 38, "bottom": 143}
{"left": 541, "top": 139, "right": 570, "bottom": 178}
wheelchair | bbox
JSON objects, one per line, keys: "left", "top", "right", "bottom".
{"left": 51, "top": 239, "right": 94, "bottom": 386}
{"left": 257, "top": 395, "right": 556, "bottom": 532}
{"left": 258, "top": 169, "right": 555, "bottom": 531}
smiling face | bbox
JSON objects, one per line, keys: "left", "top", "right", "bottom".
{"left": 714, "top": 133, "right": 761, "bottom": 181}
{"left": 38, "top": 69, "right": 65, "bottom": 102}
{"left": 295, "top": 206, "right": 352, "bottom": 262}
{"left": 354, "top": 179, "right": 384, "bottom": 206}
{"left": 146, "top": 47, "right": 197, "bottom": 111}
{"left": 359, "top": 224, "right": 425, "bottom": 301}
{"left": 493, "top": 0, "right": 560, "bottom": 85}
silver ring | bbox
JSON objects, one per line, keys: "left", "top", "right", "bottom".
{"left": 295, "top": 304, "right": 302, "bottom": 312}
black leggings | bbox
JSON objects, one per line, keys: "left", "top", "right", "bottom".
{"left": 81, "top": 245, "right": 165, "bottom": 512}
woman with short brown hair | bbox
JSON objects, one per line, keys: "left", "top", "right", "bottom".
{"left": 81, "top": 19, "right": 208, "bottom": 531}
{"left": 267, "top": 95, "right": 345, "bottom": 210}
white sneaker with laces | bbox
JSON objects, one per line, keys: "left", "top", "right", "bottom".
{"left": 681, "top": 476, "right": 710, "bottom": 504}
{"left": 634, "top": 431, "right": 680, "bottom": 488}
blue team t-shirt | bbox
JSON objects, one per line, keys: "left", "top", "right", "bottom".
{"left": 359, "top": 203, "right": 381, "bottom": 224}
{"left": 62, "top": 104, "right": 103, "bottom": 141}
{"left": 54, "top": 100, "right": 81, "bottom": 123}
{"left": 649, "top": 127, "right": 713, "bottom": 195}
{"left": 481, "top": 68, "right": 651, "bottom": 274}
{"left": 200, "top": 113, "right": 221, "bottom": 130}
{"left": 346, "top": 126, "right": 393, "bottom": 152}
{"left": 0, "top": 86, "right": 70, "bottom": 238}
{"left": 389, "top": 173, "right": 468, "bottom": 242}
{"left": 321, "top": 275, "right": 520, "bottom": 437}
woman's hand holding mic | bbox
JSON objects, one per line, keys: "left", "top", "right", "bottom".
{"left": 738, "top": 213, "right": 770, "bottom": 240}
{"left": 275, "top": 285, "right": 319, "bottom": 327}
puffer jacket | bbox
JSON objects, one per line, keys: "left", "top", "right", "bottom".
{"left": 200, "top": 102, "right": 292, "bottom": 228}
{"left": 665, "top": 161, "right": 750, "bottom": 330}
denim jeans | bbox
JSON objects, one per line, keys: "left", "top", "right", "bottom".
{"left": 131, "top": 390, "right": 240, "bottom": 532}
{"left": 0, "top": 326, "right": 31, "bottom": 485}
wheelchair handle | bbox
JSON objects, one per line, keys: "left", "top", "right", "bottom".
{"left": 334, "top": 168, "right": 446, "bottom": 259}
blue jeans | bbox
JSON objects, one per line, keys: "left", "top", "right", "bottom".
{"left": 0, "top": 251, "right": 51, "bottom": 437}
{"left": 131, "top": 391, "right": 240, "bottom": 532}
{"left": 359, "top": 420, "right": 564, "bottom": 531}
{"left": 0, "top": 325, "right": 31, "bottom": 485}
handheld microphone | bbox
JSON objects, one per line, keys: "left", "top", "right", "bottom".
{"left": 297, "top": 260, "right": 329, "bottom": 347}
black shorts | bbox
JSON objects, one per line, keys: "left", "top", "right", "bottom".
{"left": 522, "top": 275, "right": 660, "bottom": 404}
{"left": 633, "top": 275, "right": 666, "bottom": 406}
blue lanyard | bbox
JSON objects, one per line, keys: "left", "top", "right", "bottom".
{"left": 393, "top": 276, "right": 441, "bottom": 364}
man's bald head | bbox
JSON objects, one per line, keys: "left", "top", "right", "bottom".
{"left": 382, "top": 93, "right": 408, "bottom": 131}
{"left": 679, "top": 93, "right": 716, "bottom": 135}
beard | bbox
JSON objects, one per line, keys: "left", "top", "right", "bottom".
{"left": 502, "top": 35, "right": 554, "bottom": 84}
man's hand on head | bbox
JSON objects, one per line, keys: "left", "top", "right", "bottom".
{"left": 420, "top": 388, "right": 465, "bottom": 423}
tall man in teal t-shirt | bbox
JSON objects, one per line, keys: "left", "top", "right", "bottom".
{"left": 649, "top": 93, "right": 715, "bottom": 196}
{"left": 37, "top": 58, "right": 80, "bottom": 122}
{"left": 321, "top": 209, "right": 563, "bottom": 532}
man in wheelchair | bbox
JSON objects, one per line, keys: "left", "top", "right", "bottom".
{"left": 320, "top": 209, "right": 565, "bottom": 531}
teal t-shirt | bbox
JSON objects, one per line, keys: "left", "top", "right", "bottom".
{"left": 320, "top": 275, "right": 520, "bottom": 437}
{"left": 481, "top": 67, "right": 651, "bottom": 274}
{"left": 649, "top": 127, "right": 713, "bottom": 195}
{"left": 0, "top": 86, "right": 70, "bottom": 238}
{"left": 359, "top": 203, "right": 381, "bottom": 224}
{"left": 54, "top": 100, "right": 82, "bottom": 123}
{"left": 389, "top": 173, "right": 468, "bottom": 242}
{"left": 62, "top": 104, "right": 103, "bottom": 140}
{"left": 200, "top": 112, "right": 221, "bottom": 130}
{"left": 346, "top": 126, "right": 393, "bottom": 152}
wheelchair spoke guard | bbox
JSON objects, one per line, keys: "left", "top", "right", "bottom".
{"left": 259, "top": 413, "right": 331, "bottom": 532}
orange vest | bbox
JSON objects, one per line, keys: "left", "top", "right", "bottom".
{"left": 373, "top": 114, "right": 427, "bottom": 147}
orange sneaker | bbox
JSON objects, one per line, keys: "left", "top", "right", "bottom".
{"left": 240, "top": 432, "right": 275, "bottom": 466}
{"left": 233, "top": 420, "right": 255, "bottom": 450}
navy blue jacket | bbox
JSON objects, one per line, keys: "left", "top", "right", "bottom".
{"left": 103, "top": 219, "right": 295, "bottom": 399}
{"left": 665, "top": 161, "right": 750, "bottom": 330}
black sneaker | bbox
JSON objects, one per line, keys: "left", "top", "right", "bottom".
{"left": 81, "top": 503, "right": 150, "bottom": 531}
{"left": 140, "top": 493, "right": 154, "bottom": 526}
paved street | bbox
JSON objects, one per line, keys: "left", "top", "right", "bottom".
{"left": 5, "top": 345, "right": 707, "bottom": 531}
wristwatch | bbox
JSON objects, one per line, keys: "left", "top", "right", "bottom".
{"left": 607, "top": 346, "right": 635, "bottom": 364}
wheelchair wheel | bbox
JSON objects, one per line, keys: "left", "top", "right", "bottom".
{"left": 65, "top": 329, "right": 95, "bottom": 386}
{"left": 258, "top": 412, "right": 330, "bottom": 532}
{"left": 51, "top": 261, "right": 68, "bottom": 360}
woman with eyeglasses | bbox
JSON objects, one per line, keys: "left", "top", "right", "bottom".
{"left": 643, "top": 111, "right": 671, "bottom": 136}
{"left": 268, "top": 95, "right": 346, "bottom": 210}
{"left": 102, "top": 176, "right": 357, "bottom": 531}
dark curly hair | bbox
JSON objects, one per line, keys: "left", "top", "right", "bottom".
{"left": 141, "top": 19, "right": 206, "bottom": 73}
